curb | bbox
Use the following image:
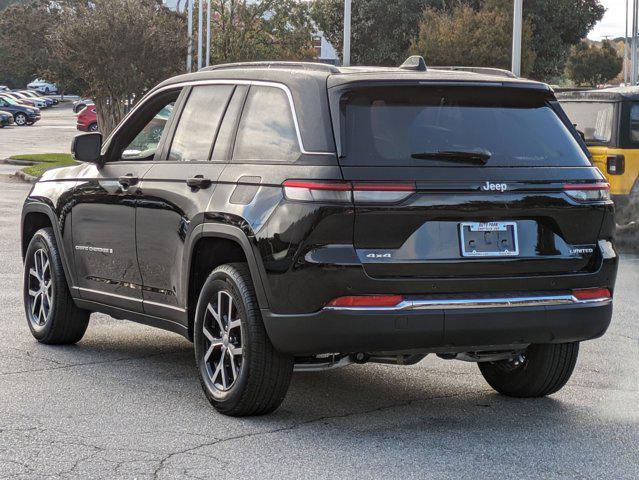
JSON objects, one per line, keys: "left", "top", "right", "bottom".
{"left": 6, "top": 159, "right": 38, "bottom": 166}
{"left": 13, "top": 170, "right": 38, "bottom": 183}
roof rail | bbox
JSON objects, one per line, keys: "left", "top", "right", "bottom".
{"left": 430, "top": 66, "right": 517, "bottom": 78}
{"left": 200, "top": 61, "right": 340, "bottom": 74}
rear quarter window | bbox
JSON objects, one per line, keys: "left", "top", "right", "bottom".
{"left": 233, "top": 86, "right": 300, "bottom": 162}
{"left": 341, "top": 86, "right": 591, "bottom": 167}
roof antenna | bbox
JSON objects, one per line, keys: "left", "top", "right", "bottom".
{"left": 399, "top": 55, "right": 427, "bottom": 72}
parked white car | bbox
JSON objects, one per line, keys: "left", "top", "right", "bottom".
{"left": 27, "top": 79, "right": 57, "bottom": 94}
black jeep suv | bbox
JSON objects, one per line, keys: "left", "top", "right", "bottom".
{"left": 21, "top": 60, "right": 617, "bottom": 416}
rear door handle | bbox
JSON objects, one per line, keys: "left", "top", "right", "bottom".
{"left": 118, "top": 174, "right": 139, "bottom": 188}
{"left": 186, "top": 175, "right": 212, "bottom": 190}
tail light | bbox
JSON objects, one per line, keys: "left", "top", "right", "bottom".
{"left": 563, "top": 182, "right": 610, "bottom": 202}
{"left": 606, "top": 155, "right": 625, "bottom": 175}
{"left": 572, "top": 287, "right": 611, "bottom": 301}
{"left": 282, "top": 180, "right": 351, "bottom": 202}
{"left": 326, "top": 295, "right": 404, "bottom": 308}
{"left": 282, "top": 180, "right": 415, "bottom": 204}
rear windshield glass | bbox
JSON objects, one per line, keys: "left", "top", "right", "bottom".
{"left": 559, "top": 101, "right": 615, "bottom": 144}
{"left": 341, "top": 87, "right": 590, "bottom": 167}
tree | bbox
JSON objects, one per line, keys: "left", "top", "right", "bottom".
{"left": 310, "top": 0, "right": 604, "bottom": 81}
{"left": 208, "top": 0, "right": 316, "bottom": 64}
{"left": 0, "top": 1, "right": 53, "bottom": 89}
{"left": 410, "top": 0, "right": 535, "bottom": 76}
{"left": 48, "top": 0, "right": 187, "bottom": 136}
{"left": 521, "top": 0, "right": 605, "bottom": 79}
{"left": 311, "top": 0, "right": 438, "bottom": 66}
{"left": 566, "top": 40, "right": 623, "bottom": 86}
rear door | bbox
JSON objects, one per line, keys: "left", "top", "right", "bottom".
{"left": 135, "top": 84, "right": 243, "bottom": 324}
{"left": 334, "top": 85, "right": 609, "bottom": 281}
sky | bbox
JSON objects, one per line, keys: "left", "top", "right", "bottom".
{"left": 588, "top": 0, "right": 628, "bottom": 40}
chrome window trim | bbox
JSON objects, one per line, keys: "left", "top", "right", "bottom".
{"left": 324, "top": 294, "right": 612, "bottom": 311}
{"left": 104, "top": 79, "right": 335, "bottom": 156}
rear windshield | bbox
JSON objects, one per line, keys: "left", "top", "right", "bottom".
{"left": 340, "top": 86, "right": 590, "bottom": 167}
{"left": 559, "top": 101, "right": 615, "bottom": 144}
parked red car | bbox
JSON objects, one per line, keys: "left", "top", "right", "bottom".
{"left": 76, "top": 105, "right": 98, "bottom": 131}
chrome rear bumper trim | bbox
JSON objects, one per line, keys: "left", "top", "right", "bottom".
{"left": 324, "top": 295, "right": 611, "bottom": 311}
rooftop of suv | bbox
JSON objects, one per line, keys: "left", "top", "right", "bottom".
{"left": 161, "top": 60, "right": 549, "bottom": 91}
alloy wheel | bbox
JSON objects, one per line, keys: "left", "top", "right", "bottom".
{"left": 27, "top": 249, "right": 53, "bottom": 328}
{"left": 14, "top": 113, "right": 26, "bottom": 126}
{"left": 202, "top": 290, "right": 243, "bottom": 391}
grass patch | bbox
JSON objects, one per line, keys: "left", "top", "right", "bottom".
{"left": 10, "top": 153, "right": 77, "bottom": 177}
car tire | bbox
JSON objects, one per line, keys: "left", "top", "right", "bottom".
{"left": 23, "top": 228, "right": 90, "bottom": 345}
{"left": 14, "top": 112, "right": 27, "bottom": 126}
{"left": 478, "top": 342, "right": 579, "bottom": 397}
{"left": 88, "top": 123, "right": 98, "bottom": 132}
{"left": 194, "top": 263, "right": 293, "bottom": 416}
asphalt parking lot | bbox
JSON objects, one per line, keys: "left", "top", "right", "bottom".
{"left": 0, "top": 176, "right": 637, "bottom": 479}
{"left": 0, "top": 103, "right": 78, "bottom": 159}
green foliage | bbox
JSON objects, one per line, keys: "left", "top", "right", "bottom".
{"left": 523, "top": 0, "right": 605, "bottom": 80}
{"left": 312, "top": 0, "right": 437, "bottom": 66}
{"left": 411, "top": 0, "right": 535, "bottom": 76}
{"left": 48, "top": 0, "right": 188, "bottom": 136}
{"left": 0, "top": 1, "right": 53, "bottom": 89}
{"left": 310, "top": 0, "right": 605, "bottom": 81}
{"left": 11, "top": 153, "right": 77, "bottom": 177}
{"left": 208, "top": 0, "right": 316, "bottom": 64}
{"left": 566, "top": 40, "right": 623, "bottom": 86}
{"left": 0, "top": 0, "right": 22, "bottom": 11}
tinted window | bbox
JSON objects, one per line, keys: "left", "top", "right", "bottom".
{"left": 168, "top": 85, "right": 233, "bottom": 162}
{"left": 630, "top": 104, "right": 639, "bottom": 143}
{"left": 560, "top": 101, "right": 615, "bottom": 144}
{"left": 122, "top": 102, "right": 175, "bottom": 161}
{"left": 343, "top": 87, "right": 590, "bottom": 167}
{"left": 233, "top": 86, "right": 300, "bottom": 162}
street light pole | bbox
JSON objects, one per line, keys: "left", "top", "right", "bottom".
{"left": 206, "top": 0, "right": 211, "bottom": 67}
{"left": 632, "top": 0, "right": 638, "bottom": 85}
{"left": 343, "top": 0, "right": 352, "bottom": 67}
{"left": 511, "top": 0, "right": 523, "bottom": 77}
{"left": 626, "top": 0, "right": 630, "bottom": 84}
{"left": 187, "top": 0, "right": 193, "bottom": 72}
{"left": 197, "top": 0, "right": 203, "bottom": 70}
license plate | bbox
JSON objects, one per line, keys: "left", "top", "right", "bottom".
{"left": 459, "top": 222, "right": 519, "bottom": 257}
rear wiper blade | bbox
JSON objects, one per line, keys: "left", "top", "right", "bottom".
{"left": 411, "top": 150, "right": 491, "bottom": 165}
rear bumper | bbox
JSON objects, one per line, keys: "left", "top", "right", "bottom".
{"left": 263, "top": 297, "right": 613, "bottom": 355}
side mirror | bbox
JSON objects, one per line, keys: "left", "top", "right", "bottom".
{"left": 72, "top": 132, "right": 102, "bottom": 163}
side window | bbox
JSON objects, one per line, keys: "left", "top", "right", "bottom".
{"left": 120, "top": 98, "right": 177, "bottom": 161}
{"left": 233, "top": 86, "right": 300, "bottom": 162}
{"left": 168, "top": 85, "right": 234, "bottom": 162}
{"left": 630, "top": 104, "right": 639, "bottom": 143}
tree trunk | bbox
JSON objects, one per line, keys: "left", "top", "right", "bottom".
{"left": 94, "top": 96, "right": 127, "bottom": 138}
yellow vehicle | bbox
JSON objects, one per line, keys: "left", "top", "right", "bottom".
{"left": 558, "top": 87, "right": 639, "bottom": 223}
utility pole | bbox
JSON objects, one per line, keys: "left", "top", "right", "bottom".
{"left": 206, "top": 0, "right": 211, "bottom": 67}
{"left": 623, "top": 0, "right": 630, "bottom": 85}
{"left": 197, "top": 0, "right": 203, "bottom": 70}
{"left": 187, "top": 0, "right": 193, "bottom": 72}
{"left": 632, "top": 0, "right": 638, "bottom": 85}
{"left": 511, "top": 0, "right": 523, "bottom": 77}
{"left": 343, "top": 0, "right": 352, "bottom": 67}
